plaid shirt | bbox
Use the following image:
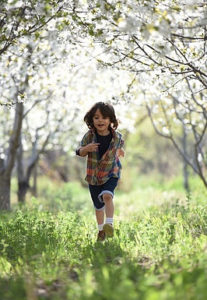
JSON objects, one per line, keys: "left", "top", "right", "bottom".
{"left": 78, "top": 128, "right": 124, "bottom": 185}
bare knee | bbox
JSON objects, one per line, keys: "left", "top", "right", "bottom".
{"left": 102, "top": 193, "right": 112, "bottom": 203}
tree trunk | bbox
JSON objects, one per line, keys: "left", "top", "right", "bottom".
{"left": 31, "top": 163, "right": 38, "bottom": 197}
{"left": 17, "top": 145, "right": 39, "bottom": 202}
{"left": 16, "top": 135, "right": 29, "bottom": 203}
{"left": 0, "top": 176, "right": 11, "bottom": 210}
{"left": 18, "top": 181, "right": 30, "bottom": 203}
{"left": 182, "top": 125, "right": 190, "bottom": 193}
{"left": 0, "top": 102, "right": 24, "bottom": 210}
{"left": 183, "top": 160, "right": 190, "bottom": 192}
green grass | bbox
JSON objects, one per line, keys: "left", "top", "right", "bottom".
{"left": 1, "top": 175, "right": 207, "bottom": 299}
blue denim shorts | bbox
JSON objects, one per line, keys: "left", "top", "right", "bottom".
{"left": 89, "top": 177, "right": 119, "bottom": 211}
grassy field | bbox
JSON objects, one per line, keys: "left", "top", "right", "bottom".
{"left": 1, "top": 175, "right": 207, "bottom": 299}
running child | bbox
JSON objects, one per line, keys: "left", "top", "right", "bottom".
{"left": 76, "top": 102, "right": 124, "bottom": 241}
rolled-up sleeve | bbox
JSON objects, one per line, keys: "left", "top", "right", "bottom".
{"left": 80, "top": 132, "right": 90, "bottom": 147}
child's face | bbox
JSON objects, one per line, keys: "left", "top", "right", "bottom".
{"left": 93, "top": 109, "right": 111, "bottom": 135}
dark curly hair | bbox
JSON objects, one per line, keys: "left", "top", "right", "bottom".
{"left": 84, "top": 102, "right": 118, "bottom": 130}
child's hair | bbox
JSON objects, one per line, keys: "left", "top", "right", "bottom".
{"left": 84, "top": 102, "right": 118, "bottom": 130}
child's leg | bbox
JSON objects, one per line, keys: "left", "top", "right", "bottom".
{"left": 95, "top": 209, "right": 106, "bottom": 241}
{"left": 96, "top": 209, "right": 106, "bottom": 241}
{"left": 98, "top": 178, "right": 118, "bottom": 230}
{"left": 102, "top": 193, "right": 114, "bottom": 218}
{"left": 100, "top": 178, "right": 118, "bottom": 219}
{"left": 89, "top": 184, "right": 105, "bottom": 230}
{"left": 102, "top": 194, "right": 114, "bottom": 237}
{"left": 95, "top": 209, "right": 105, "bottom": 228}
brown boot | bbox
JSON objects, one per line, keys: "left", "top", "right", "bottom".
{"left": 97, "top": 230, "right": 105, "bottom": 242}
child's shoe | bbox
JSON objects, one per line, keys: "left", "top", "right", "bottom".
{"left": 103, "top": 224, "right": 114, "bottom": 238}
{"left": 97, "top": 230, "right": 105, "bottom": 242}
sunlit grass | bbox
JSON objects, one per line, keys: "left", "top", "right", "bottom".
{"left": 3, "top": 175, "right": 207, "bottom": 299}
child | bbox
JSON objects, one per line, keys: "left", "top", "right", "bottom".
{"left": 76, "top": 102, "right": 124, "bottom": 242}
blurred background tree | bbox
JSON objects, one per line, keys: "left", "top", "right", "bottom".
{"left": 1, "top": 0, "right": 207, "bottom": 210}
{"left": 71, "top": 0, "right": 207, "bottom": 189}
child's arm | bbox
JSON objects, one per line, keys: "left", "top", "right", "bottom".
{"left": 76, "top": 131, "right": 99, "bottom": 157}
{"left": 77, "top": 143, "right": 100, "bottom": 157}
{"left": 117, "top": 136, "right": 125, "bottom": 157}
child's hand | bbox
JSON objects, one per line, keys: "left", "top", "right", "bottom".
{"left": 117, "top": 148, "right": 125, "bottom": 157}
{"left": 85, "top": 143, "right": 100, "bottom": 152}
